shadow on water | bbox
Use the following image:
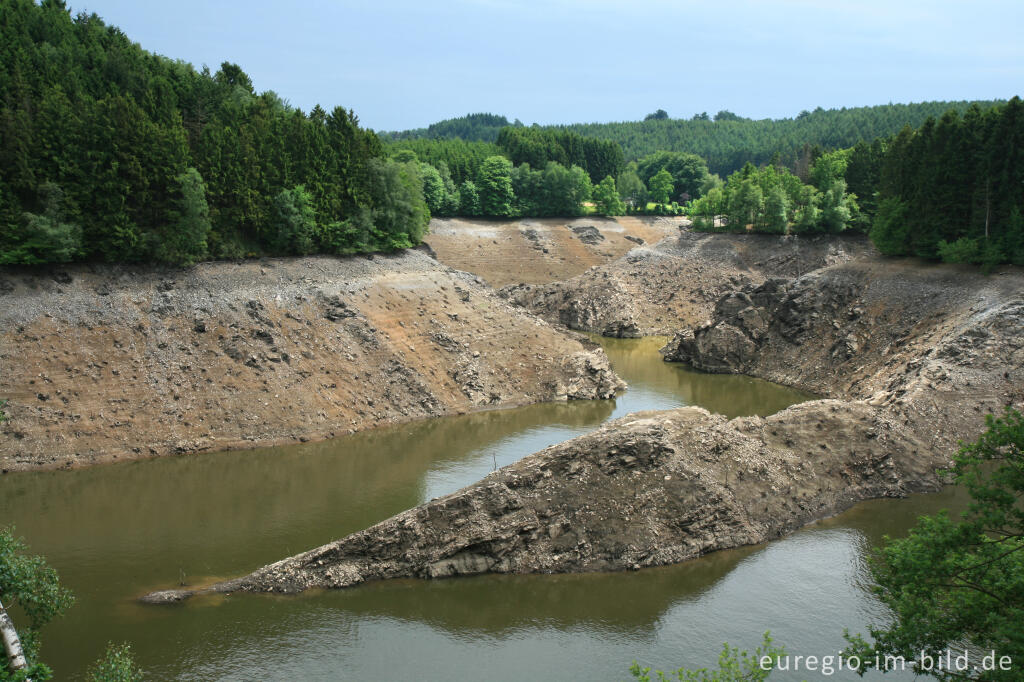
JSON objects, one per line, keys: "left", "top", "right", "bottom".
{"left": 0, "top": 336, "right": 960, "bottom": 681}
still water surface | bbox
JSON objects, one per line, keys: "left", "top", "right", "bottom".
{"left": 0, "top": 337, "right": 962, "bottom": 680}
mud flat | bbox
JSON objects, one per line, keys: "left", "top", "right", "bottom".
{"left": 0, "top": 251, "right": 622, "bottom": 472}
{"left": 141, "top": 398, "right": 941, "bottom": 602}
{"left": 501, "top": 230, "right": 871, "bottom": 337}
{"left": 423, "top": 216, "right": 677, "bottom": 288}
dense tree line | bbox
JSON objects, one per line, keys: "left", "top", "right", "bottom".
{"left": 868, "top": 99, "right": 1024, "bottom": 267}
{"left": 688, "top": 158, "right": 860, "bottom": 235}
{"left": 557, "top": 102, "right": 1001, "bottom": 176}
{"left": 0, "top": 0, "right": 429, "bottom": 266}
{"left": 398, "top": 148, "right": 606, "bottom": 219}
{"left": 399, "top": 144, "right": 709, "bottom": 219}
{"left": 380, "top": 113, "right": 518, "bottom": 142}
{"left": 386, "top": 138, "right": 502, "bottom": 186}
{"left": 495, "top": 126, "right": 625, "bottom": 184}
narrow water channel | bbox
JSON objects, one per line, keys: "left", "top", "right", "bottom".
{"left": 0, "top": 337, "right": 962, "bottom": 680}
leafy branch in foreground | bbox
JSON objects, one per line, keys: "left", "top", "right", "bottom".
{"left": 1, "top": 528, "right": 144, "bottom": 681}
{"left": 843, "top": 408, "right": 1024, "bottom": 681}
{"left": 629, "top": 632, "right": 784, "bottom": 681}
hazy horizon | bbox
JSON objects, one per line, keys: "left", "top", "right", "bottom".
{"left": 63, "top": 0, "right": 1024, "bottom": 130}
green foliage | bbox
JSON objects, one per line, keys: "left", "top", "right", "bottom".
{"left": 496, "top": 126, "right": 624, "bottom": 184}
{"left": 636, "top": 151, "right": 710, "bottom": 201}
{"left": 0, "top": 527, "right": 75, "bottom": 681}
{"left": 476, "top": 156, "right": 515, "bottom": 217}
{"left": 593, "top": 175, "right": 626, "bottom": 216}
{"left": 869, "top": 197, "right": 910, "bottom": 255}
{"left": 87, "top": 643, "right": 144, "bottom": 682}
{"left": 0, "top": 0, "right": 422, "bottom": 266}
{"left": 645, "top": 109, "right": 670, "bottom": 121}
{"left": 458, "top": 180, "right": 481, "bottom": 217}
{"left": 0, "top": 183, "right": 82, "bottom": 265}
{"left": 364, "top": 159, "right": 430, "bottom": 249}
{"left": 629, "top": 632, "right": 785, "bottom": 681}
{"left": 418, "top": 162, "right": 452, "bottom": 216}
{"left": 380, "top": 113, "right": 514, "bottom": 142}
{"left": 869, "top": 99, "right": 1024, "bottom": 266}
{"left": 153, "top": 167, "right": 211, "bottom": 266}
{"left": 386, "top": 139, "right": 501, "bottom": 186}
{"left": 550, "top": 101, "right": 1002, "bottom": 176}
{"left": 271, "top": 186, "right": 317, "bottom": 255}
{"left": 689, "top": 161, "right": 852, "bottom": 235}
{"left": 843, "top": 408, "right": 1024, "bottom": 681}
{"left": 616, "top": 170, "right": 647, "bottom": 208}
{"left": 0, "top": 399, "right": 7, "bottom": 423}
{"left": 648, "top": 169, "right": 675, "bottom": 205}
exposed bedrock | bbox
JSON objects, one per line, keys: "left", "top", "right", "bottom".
{"left": 661, "top": 260, "right": 1024, "bottom": 451}
{"left": 0, "top": 251, "right": 623, "bottom": 471}
{"left": 142, "top": 399, "right": 942, "bottom": 603}
{"left": 501, "top": 231, "right": 871, "bottom": 336}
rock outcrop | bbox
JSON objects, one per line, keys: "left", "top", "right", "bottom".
{"left": 502, "top": 231, "right": 871, "bottom": 337}
{"left": 662, "top": 260, "right": 1024, "bottom": 451}
{"left": 142, "top": 399, "right": 942, "bottom": 603}
{"left": 0, "top": 251, "right": 624, "bottom": 471}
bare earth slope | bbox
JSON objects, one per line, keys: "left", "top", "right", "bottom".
{"left": 0, "top": 251, "right": 623, "bottom": 471}
{"left": 501, "top": 231, "right": 872, "bottom": 337}
{"left": 143, "top": 399, "right": 941, "bottom": 602}
{"left": 423, "top": 216, "right": 677, "bottom": 287}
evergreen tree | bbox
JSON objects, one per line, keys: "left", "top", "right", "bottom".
{"left": 272, "top": 185, "right": 317, "bottom": 255}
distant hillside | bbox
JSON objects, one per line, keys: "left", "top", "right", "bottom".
{"left": 384, "top": 101, "right": 1004, "bottom": 176}
{"left": 557, "top": 101, "right": 1004, "bottom": 175}
{"left": 380, "top": 113, "right": 520, "bottom": 142}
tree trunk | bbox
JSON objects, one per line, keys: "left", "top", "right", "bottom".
{"left": 985, "top": 179, "right": 991, "bottom": 240}
{"left": 0, "top": 597, "right": 29, "bottom": 678}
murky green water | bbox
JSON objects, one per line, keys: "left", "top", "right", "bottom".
{"left": 0, "top": 337, "right": 962, "bottom": 680}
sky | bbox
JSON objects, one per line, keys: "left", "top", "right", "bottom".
{"left": 69, "top": 0, "right": 1024, "bottom": 132}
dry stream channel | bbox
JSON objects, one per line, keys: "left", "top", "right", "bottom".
{"left": 0, "top": 336, "right": 964, "bottom": 680}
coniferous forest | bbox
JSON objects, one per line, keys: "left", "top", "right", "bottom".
{"left": 0, "top": 0, "right": 428, "bottom": 267}
{"left": 0, "top": 0, "right": 1021, "bottom": 268}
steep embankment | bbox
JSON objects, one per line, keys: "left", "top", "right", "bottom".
{"left": 662, "top": 258, "right": 1024, "bottom": 451}
{"left": 0, "top": 251, "right": 623, "bottom": 472}
{"left": 423, "top": 216, "right": 677, "bottom": 287}
{"left": 502, "top": 230, "right": 872, "bottom": 337}
{"left": 142, "top": 399, "right": 941, "bottom": 602}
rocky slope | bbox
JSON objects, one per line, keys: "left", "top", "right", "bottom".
{"left": 662, "top": 258, "right": 1024, "bottom": 451}
{"left": 142, "top": 399, "right": 941, "bottom": 602}
{"left": 423, "top": 216, "right": 677, "bottom": 288}
{"left": 0, "top": 251, "right": 623, "bottom": 471}
{"left": 501, "top": 230, "right": 871, "bottom": 337}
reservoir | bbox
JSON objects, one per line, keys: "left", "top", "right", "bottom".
{"left": 0, "top": 337, "right": 961, "bottom": 680}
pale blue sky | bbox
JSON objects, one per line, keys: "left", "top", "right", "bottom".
{"left": 71, "top": 0, "right": 1024, "bottom": 131}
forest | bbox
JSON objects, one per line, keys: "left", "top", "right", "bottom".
{"left": 869, "top": 100, "right": 1024, "bottom": 267}
{"left": 0, "top": 0, "right": 1019, "bottom": 268}
{"left": 384, "top": 102, "right": 1003, "bottom": 177}
{"left": 0, "top": 0, "right": 429, "bottom": 267}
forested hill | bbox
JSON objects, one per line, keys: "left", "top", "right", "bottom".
{"left": 558, "top": 102, "right": 1004, "bottom": 175}
{"left": 380, "top": 113, "right": 520, "bottom": 142}
{"left": 0, "top": 0, "right": 429, "bottom": 267}
{"left": 386, "top": 102, "right": 1002, "bottom": 176}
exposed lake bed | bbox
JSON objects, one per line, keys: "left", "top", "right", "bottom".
{"left": 0, "top": 334, "right": 961, "bottom": 680}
